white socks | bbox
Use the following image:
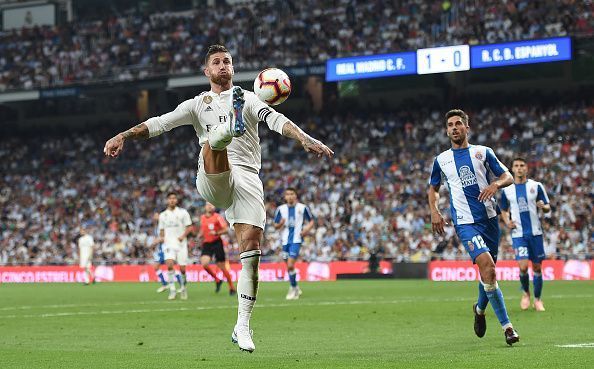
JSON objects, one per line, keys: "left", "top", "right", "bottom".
{"left": 236, "top": 249, "right": 261, "bottom": 328}
{"left": 168, "top": 270, "right": 176, "bottom": 290}
{"left": 208, "top": 122, "right": 233, "bottom": 150}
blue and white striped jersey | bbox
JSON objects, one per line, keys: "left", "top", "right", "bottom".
{"left": 274, "top": 203, "right": 313, "bottom": 245}
{"left": 429, "top": 145, "right": 508, "bottom": 226}
{"left": 500, "top": 179, "right": 550, "bottom": 238}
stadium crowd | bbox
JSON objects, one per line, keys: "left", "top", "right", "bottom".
{"left": 1, "top": 0, "right": 593, "bottom": 91}
{"left": 1, "top": 101, "right": 592, "bottom": 266}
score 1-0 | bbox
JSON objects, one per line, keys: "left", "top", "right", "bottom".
{"left": 416, "top": 45, "right": 470, "bottom": 75}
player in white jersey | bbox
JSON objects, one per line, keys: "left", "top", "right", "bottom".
{"left": 103, "top": 45, "right": 333, "bottom": 352}
{"left": 155, "top": 192, "right": 193, "bottom": 300}
{"left": 273, "top": 188, "right": 314, "bottom": 300}
{"left": 427, "top": 109, "right": 519, "bottom": 346}
{"left": 500, "top": 157, "right": 551, "bottom": 311}
{"left": 78, "top": 224, "right": 95, "bottom": 285}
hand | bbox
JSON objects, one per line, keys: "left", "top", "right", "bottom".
{"left": 104, "top": 134, "right": 125, "bottom": 157}
{"left": 478, "top": 183, "right": 499, "bottom": 202}
{"left": 301, "top": 136, "right": 334, "bottom": 158}
{"left": 431, "top": 212, "right": 448, "bottom": 235}
{"left": 505, "top": 221, "right": 517, "bottom": 229}
{"left": 177, "top": 236, "right": 185, "bottom": 242}
{"left": 536, "top": 200, "right": 546, "bottom": 209}
{"left": 277, "top": 218, "right": 286, "bottom": 227}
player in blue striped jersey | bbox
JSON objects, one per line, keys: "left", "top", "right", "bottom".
{"left": 428, "top": 109, "right": 520, "bottom": 345}
{"left": 149, "top": 212, "right": 169, "bottom": 293}
{"left": 273, "top": 188, "right": 314, "bottom": 300}
{"left": 500, "top": 157, "right": 551, "bottom": 312}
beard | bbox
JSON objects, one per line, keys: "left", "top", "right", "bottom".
{"left": 210, "top": 73, "right": 232, "bottom": 86}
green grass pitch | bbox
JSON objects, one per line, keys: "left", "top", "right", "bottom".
{"left": 1, "top": 280, "right": 592, "bottom": 368}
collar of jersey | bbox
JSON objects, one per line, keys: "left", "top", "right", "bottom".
{"left": 450, "top": 144, "right": 472, "bottom": 152}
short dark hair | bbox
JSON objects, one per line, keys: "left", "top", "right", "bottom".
{"left": 512, "top": 157, "right": 527, "bottom": 165}
{"left": 204, "top": 44, "right": 230, "bottom": 65}
{"left": 166, "top": 192, "right": 177, "bottom": 198}
{"left": 445, "top": 109, "right": 469, "bottom": 125}
{"left": 285, "top": 187, "right": 298, "bottom": 195}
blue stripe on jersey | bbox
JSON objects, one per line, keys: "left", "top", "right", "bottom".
{"left": 485, "top": 148, "right": 506, "bottom": 177}
{"left": 274, "top": 208, "right": 282, "bottom": 223}
{"left": 536, "top": 184, "right": 549, "bottom": 204}
{"left": 500, "top": 191, "right": 509, "bottom": 211}
{"left": 452, "top": 148, "right": 489, "bottom": 221}
{"left": 446, "top": 182, "right": 458, "bottom": 225}
{"left": 515, "top": 184, "right": 534, "bottom": 236}
{"left": 303, "top": 207, "right": 312, "bottom": 222}
{"left": 287, "top": 206, "right": 296, "bottom": 244}
{"left": 429, "top": 158, "right": 442, "bottom": 186}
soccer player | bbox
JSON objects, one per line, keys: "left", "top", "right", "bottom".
{"left": 156, "top": 192, "right": 193, "bottom": 300}
{"left": 199, "top": 202, "right": 236, "bottom": 295}
{"left": 427, "top": 109, "right": 520, "bottom": 345}
{"left": 78, "top": 224, "right": 95, "bottom": 285}
{"left": 273, "top": 187, "right": 314, "bottom": 300}
{"left": 103, "top": 44, "right": 333, "bottom": 352}
{"left": 149, "top": 212, "right": 169, "bottom": 293}
{"left": 500, "top": 157, "right": 551, "bottom": 311}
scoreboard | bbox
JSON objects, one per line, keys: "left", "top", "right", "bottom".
{"left": 326, "top": 37, "right": 572, "bottom": 82}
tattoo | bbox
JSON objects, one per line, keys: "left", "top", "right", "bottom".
{"left": 281, "top": 121, "right": 305, "bottom": 141}
{"left": 121, "top": 123, "right": 149, "bottom": 140}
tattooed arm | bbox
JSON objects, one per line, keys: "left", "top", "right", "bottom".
{"left": 103, "top": 123, "right": 149, "bottom": 157}
{"left": 281, "top": 121, "right": 334, "bottom": 158}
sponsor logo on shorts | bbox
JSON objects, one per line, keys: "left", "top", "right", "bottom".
{"left": 467, "top": 241, "right": 474, "bottom": 252}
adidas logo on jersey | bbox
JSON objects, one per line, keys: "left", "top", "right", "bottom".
{"left": 205, "top": 106, "right": 213, "bottom": 112}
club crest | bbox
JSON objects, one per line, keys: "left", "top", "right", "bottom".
{"left": 203, "top": 95, "right": 213, "bottom": 104}
{"left": 467, "top": 241, "right": 474, "bottom": 251}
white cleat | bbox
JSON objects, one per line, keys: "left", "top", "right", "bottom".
{"left": 168, "top": 287, "right": 176, "bottom": 300}
{"left": 231, "top": 326, "right": 255, "bottom": 352}
{"left": 180, "top": 287, "right": 188, "bottom": 300}
{"left": 296, "top": 286, "right": 302, "bottom": 297}
{"left": 286, "top": 287, "right": 296, "bottom": 300}
{"left": 156, "top": 286, "right": 168, "bottom": 293}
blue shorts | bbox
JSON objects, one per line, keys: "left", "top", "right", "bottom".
{"left": 153, "top": 245, "right": 165, "bottom": 264}
{"left": 455, "top": 217, "right": 500, "bottom": 263}
{"left": 512, "top": 235, "right": 545, "bottom": 263}
{"left": 282, "top": 243, "right": 301, "bottom": 260}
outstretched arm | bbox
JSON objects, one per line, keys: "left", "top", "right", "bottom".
{"left": 281, "top": 121, "right": 334, "bottom": 158}
{"left": 103, "top": 123, "right": 150, "bottom": 157}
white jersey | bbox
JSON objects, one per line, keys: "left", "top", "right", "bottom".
{"left": 500, "top": 179, "right": 550, "bottom": 238}
{"left": 78, "top": 234, "right": 94, "bottom": 253}
{"left": 145, "top": 88, "right": 288, "bottom": 173}
{"left": 274, "top": 203, "right": 313, "bottom": 245}
{"left": 429, "top": 144, "right": 509, "bottom": 226}
{"left": 158, "top": 207, "right": 192, "bottom": 249}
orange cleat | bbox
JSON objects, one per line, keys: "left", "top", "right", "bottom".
{"left": 520, "top": 292, "right": 531, "bottom": 310}
{"left": 534, "top": 299, "right": 546, "bottom": 312}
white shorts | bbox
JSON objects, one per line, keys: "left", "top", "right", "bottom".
{"left": 79, "top": 250, "right": 92, "bottom": 268}
{"left": 163, "top": 244, "right": 189, "bottom": 266}
{"left": 196, "top": 164, "right": 266, "bottom": 229}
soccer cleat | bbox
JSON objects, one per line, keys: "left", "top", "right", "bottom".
{"left": 180, "top": 287, "right": 188, "bottom": 300}
{"left": 231, "top": 86, "right": 246, "bottom": 137}
{"left": 286, "top": 287, "right": 295, "bottom": 300}
{"left": 168, "top": 287, "right": 176, "bottom": 300}
{"left": 504, "top": 327, "right": 520, "bottom": 346}
{"left": 231, "top": 326, "right": 255, "bottom": 352}
{"left": 156, "top": 286, "right": 168, "bottom": 293}
{"left": 215, "top": 280, "right": 223, "bottom": 293}
{"left": 534, "top": 299, "right": 546, "bottom": 312}
{"left": 520, "top": 292, "right": 530, "bottom": 310}
{"left": 473, "top": 303, "right": 487, "bottom": 338}
{"left": 229, "top": 289, "right": 237, "bottom": 296}
{"left": 296, "top": 286, "right": 302, "bottom": 297}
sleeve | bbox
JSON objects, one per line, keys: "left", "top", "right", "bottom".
{"left": 158, "top": 214, "right": 164, "bottom": 231}
{"left": 500, "top": 190, "right": 510, "bottom": 211}
{"left": 145, "top": 99, "right": 197, "bottom": 138}
{"left": 274, "top": 207, "right": 283, "bottom": 224}
{"left": 217, "top": 213, "right": 228, "bottom": 227}
{"left": 537, "top": 183, "right": 550, "bottom": 204}
{"left": 303, "top": 206, "right": 313, "bottom": 222}
{"left": 183, "top": 210, "right": 192, "bottom": 227}
{"left": 245, "top": 92, "right": 288, "bottom": 134}
{"left": 429, "top": 158, "right": 442, "bottom": 187}
{"left": 485, "top": 147, "right": 508, "bottom": 177}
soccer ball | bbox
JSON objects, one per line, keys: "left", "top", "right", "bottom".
{"left": 253, "top": 68, "right": 292, "bottom": 106}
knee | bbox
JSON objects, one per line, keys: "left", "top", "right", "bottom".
{"left": 533, "top": 263, "right": 542, "bottom": 273}
{"left": 519, "top": 265, "right": 529, "bottom": 274}
{"left": 241, "top": 238, "right": 260, "bottom": 252}
{"left": 481, "top": 263, "right": 496, "bottom": 284}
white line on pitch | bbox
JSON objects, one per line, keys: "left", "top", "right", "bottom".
{"left": 555, "top": 343, "right": 594, "bottom": 348}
